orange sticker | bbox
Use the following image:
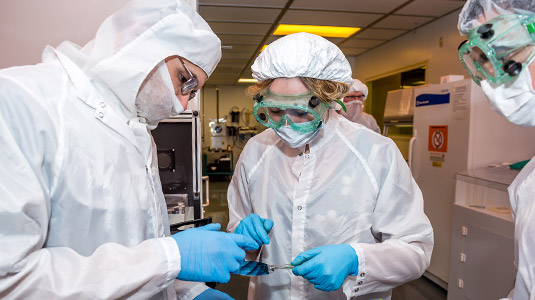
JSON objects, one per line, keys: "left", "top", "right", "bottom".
{"left": 428, "top": 125, "right": 448, "bottom": 152}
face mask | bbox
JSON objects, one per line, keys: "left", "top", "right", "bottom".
{"left": 339, "top": 101, "right": 363, "bottom": 122}
{"left": 480, "top": 66, "right": 535, "bottom": 127}
{"left": 273, "top": 121, "right": 324, "bottom": 149}
{"left": 135, "top": 61, "right": 184, "bottom": 125}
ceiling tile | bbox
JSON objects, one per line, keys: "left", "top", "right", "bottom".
{"left": 341, "top": 39, "right": 385, "bottom": 48}
{"left": 199, "top": 0, "right": 287, "bottom": 8}
{"left": 325, "top": 37, "right": 345, "bottom": 44}
{"left": 215, "top": 63, "right": 246, "bottom": 70}
{"left": 215, "top": 67, "right": 244, "bottom": 74}
{"left": 372, "top": 15, "right": 435, "bottom": 30}
{"left": 290, "top": 0, "right": 408, "bottom": 14}
{"left": 208, "top": 22, "right": 271, "bottom": 35}
{"left": 354, "top": 28, "right": 407, "bottom": 39}
{"left": 264, "top": 35, "right": 344, "bottom": 46}
{"left": 225, "top": 45, "right": 259, "bottom": 52}
{"left": 281, "top": 10, "right": 381, "bottom": 27}
{"left": 218, "top": 58, "right": 250, "bottom": 65}
{"left": 211, "top": 69, "right": 241, "bottom": 76}
{"left": 206, "top": 78, "right": 238, "bottom": 85}
{"left": 340, "top": 48, "right": 369, "bottom": 56}
{"left": 221, "top": 52, "right": 253, "bottom": 59}
{"left": 265, "top": 35, "right": 283, "bottom": 44}
{"left": 396, "top": 0, "right": 465, "bottom": 17}
{"left": 200, "top": 6, "right": 281, "bottom": 23}
{"left": 218, "top": 34, "right": 264, "bottom": 45}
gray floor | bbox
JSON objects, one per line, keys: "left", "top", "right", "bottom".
{"left": 204, "top": 179, "right": 447, "bottom": 300}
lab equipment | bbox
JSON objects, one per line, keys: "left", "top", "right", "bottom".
{"left": 410, "top": 78, "right": 535, "bottom": 287}
{"left": 292, "top": 244, "right": 359, "bottom": 292}
{"left": 448, "top": 165, "right": 517, "bottom": 300}
{"left": 234, "top": 213, "right": 274, "bottom": 247}
{"left": 152, "top": 114, "right": 204, "bottom": 222}
{"left": 232, "top": 261, "right": 294, "bottom": 276}
{"left": 172, "top": 223, "right": 258, "bottom": 283}
{"left": 209, "top": 118, "right": 228, "bottom": 150}
{"left": 382, "top": 88, "right": 415, "bottom": 161}
{"left": 458, "top": 14, "right": 535, "bottom": 85}
{"left": 253, "top": 90, "right": 328, "bottom": 132}
{"left": 251, "top": 32, "right": 352, "bottom": 85}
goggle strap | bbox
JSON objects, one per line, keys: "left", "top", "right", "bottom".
{"left": 334, "top": 99, "right": 347, "bottom": 113}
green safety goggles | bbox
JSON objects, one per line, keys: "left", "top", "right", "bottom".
{"left": 252, "top": 89, "right": 329, "bottom": 132}
{"left": 459, "top": 14, "right": 535, "bottom": 86}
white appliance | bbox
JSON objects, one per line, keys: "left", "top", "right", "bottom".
{"left": 410, "top": 78, "right": 535, "bottom": 288}
{"left": 383, "top": 88, "right": 415, "bottom": 160}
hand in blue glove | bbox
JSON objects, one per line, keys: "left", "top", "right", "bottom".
{"left": 234, "top": 214, "right": 274, "bottom": 248}
{"left": 172, "top": 223, "right": 258, "bottom": 283}
{"left": 193, "top": 288, "right": 234, "bottom": 300}
{"left": 291, "top": 244, "right": 359, "bottom": 292}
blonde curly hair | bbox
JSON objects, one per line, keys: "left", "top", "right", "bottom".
{"left": 246, "top": 78, "right": 349, "bottom": 104}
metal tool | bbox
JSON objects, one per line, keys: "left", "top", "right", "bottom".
{"left": 232, "top": 261, "right": 294, "bottom": 276}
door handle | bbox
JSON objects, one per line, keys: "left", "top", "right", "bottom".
{"left": 408, "top": 135, "right": 416, "bottom": 170}
{"left": 201, "top": 175, "right": 210, "bottom": 208}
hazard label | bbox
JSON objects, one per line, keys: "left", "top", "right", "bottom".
{"left": 428, "top": 126, "right": 448, "bottom": 152}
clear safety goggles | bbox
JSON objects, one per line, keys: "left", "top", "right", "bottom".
{"left": 458, "top": 14, "right": 535, "bottom": 86}
{"left": 252, "top": 89, "right": 329, "bottom": 132}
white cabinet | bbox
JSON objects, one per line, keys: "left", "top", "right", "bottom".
{"left": 447, "top": 166, "right": 517, "bottom": 300}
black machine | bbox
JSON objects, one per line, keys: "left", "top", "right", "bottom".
{"left": 151, "top": 112, "right": 209, "bottom": 228}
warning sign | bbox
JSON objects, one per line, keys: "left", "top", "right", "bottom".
{"left": 428, "top": 126, "right": 448, "bottom": 152}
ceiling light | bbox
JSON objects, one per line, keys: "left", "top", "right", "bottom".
{"left": 273, "top": 24, "right": 360, "bottom": 38}
{"left": 238, "top": 78, "right": 258, "bottom": 83}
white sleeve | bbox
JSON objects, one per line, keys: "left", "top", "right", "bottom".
{"left": 0, "top": 84, "right": 180, "bottom": 299}
{"left": 509, "top": 163, "right": 535, "bottom": 300}
{"left": 226, "top": 152, "right": 253, "bottom": 233}
{"left": 343, "top": 143, "right": 434, "bottom": 298}
{"left": 174, "top": 280, "right": 209, "bottom": 300}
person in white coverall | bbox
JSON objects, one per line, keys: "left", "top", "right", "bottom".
{"left": 226, "top": 32, "right": 434, "bottom": 300}
{"left": 0, "top": 1, "right": 258, "bottom": 299}
{"left": 458, "top": 1, "right": 535, "bottom": 299}
{"left": 338, "top": 79, "right": 381, "bottom": 134}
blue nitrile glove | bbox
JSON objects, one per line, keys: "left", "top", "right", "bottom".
{"left": 172, "top": 223, "right": 257, "bottom": 283}
{"left": 291, "top": 244, "right": 359, "bottom": 292}
{"left": 234, "top": 213, "right": 274, "bottom": 248}
{"left": 193, "top": 288, "right": 234, "bottom": 300}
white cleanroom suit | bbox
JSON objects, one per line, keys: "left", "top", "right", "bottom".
{"left": 228, "top": 111, "right": 434, "bottom": 300}
{"left": 0, "top": 0, "right": 221, "bottom": 299}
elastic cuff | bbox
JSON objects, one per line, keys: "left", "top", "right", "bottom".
{"left": 349, "top": 243, "right": 367, "bottom": 295}
{"left": 158, "top": 237, "right": 182, "bottom": 282}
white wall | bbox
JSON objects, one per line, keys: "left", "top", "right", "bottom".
{"left": 353, "top": 9, "right": 467, "bottom": 84}
{"left": 0, "top": 0, "right": 197, "bottom": 69}
{"left": 0, "top": 1, "right": 131, "bottom": 68}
